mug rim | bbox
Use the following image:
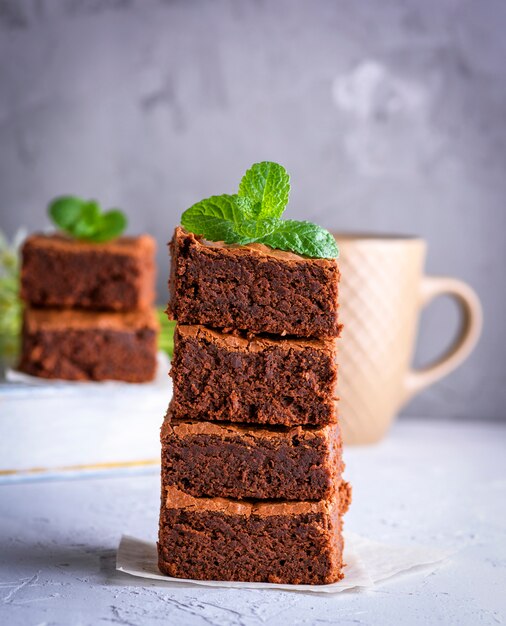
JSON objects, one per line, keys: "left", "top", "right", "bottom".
{"left": 332, "top": 231, "right": 425, "bottom": 243}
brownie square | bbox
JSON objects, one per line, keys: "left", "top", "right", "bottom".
{"left": 21, "top": 234, "right": 156, "bottom": 311}
{"left": 168, "top": 227, "right": 340, "bottom": 339}
{"left": 19, "top": 306, "right": 159, "bottom": 382}
{"left": 158, "top": 483, "right": 351, "bottom": 584}
{"left": 161, "top": 415, "right": 343, "bottom": 501}
{"left": 171, "top": 324, "right": 338, "bottom": 427}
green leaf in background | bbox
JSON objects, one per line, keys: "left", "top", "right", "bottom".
{"left": 72, "top": 201, "right": 101, "bottom": 239}
{"left": 49, "top": 196, "right": 85, "bottom": 229}
{"left": 0, "top": 230, "right": 23, "bottom": 365}
{"left": 88, "top": 210, "right": 128, "bottom": 243}
{"left": 261, "top": 220, "right": 340, "bottom": 259}
{"left": 157, "top": 308, "right": 176, "bottom": 358}
{"left": 181, "top": 161, "right": 339, "bottom": 259}
{"left": 238, "top": 161, "right": 290, "bottom": 219}
{"left": 48, "top": 196, "right": 128, "bottom": 243}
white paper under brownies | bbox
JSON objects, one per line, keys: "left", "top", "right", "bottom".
{"left": 116, "top": 533, "right": 450, "bottom": 594}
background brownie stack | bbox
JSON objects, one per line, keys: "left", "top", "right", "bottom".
{"left": 158, "top": 227, "right": 350, "bottom": 585}
{"left": 19, "top": 234, "right": 158, "bottom": 382}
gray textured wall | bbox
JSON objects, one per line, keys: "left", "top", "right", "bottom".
{"left": 1, "top": 0, "right": 505, "bottom": 421}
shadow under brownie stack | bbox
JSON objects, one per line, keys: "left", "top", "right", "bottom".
{"left": 158, "top": 227, "right": 351, "bottom": 584}
{"left": 18, "top": 234, "right": 158, "bottom": 382}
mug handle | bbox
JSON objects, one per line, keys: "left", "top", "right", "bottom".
{"left": 402, "top": 276, "right": 483, "bottom": 403}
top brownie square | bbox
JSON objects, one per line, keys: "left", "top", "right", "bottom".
{"left": 168, "top": 227, "right": 340, "bottom": 338}
{"left": 21, "top": 234, "right": 156, "bottom": 311}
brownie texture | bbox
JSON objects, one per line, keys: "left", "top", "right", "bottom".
{"left": 158, "top": 483, "right": 351, "bottom": 584}
{"left": 168, "top": 227, "right": 340, "bottom": 339}
{"left": 161, "top": 416, "right": 343, "bottom": 501}
{"left": 21, "top": 234, "right": 156, "bottom": 311}
{"left": 19, "top": 307, "right": 159, "bottom": 382}
{"left": 171, "top": 324, "right": 338, "bottom": 426}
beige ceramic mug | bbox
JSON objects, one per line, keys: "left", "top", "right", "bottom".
{"left": 334, "top": 235, "right": 482, "bottom": 445}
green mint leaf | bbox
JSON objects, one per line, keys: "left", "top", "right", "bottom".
{"left": 72, "top": 201, "right": 101, "bottom": 239}
{"left": 238, "top": 161, "right": 290, "bottom": 219}
{"left": 87, "top": 210, "right": 128, "bottom": 243}
{"left": 259, "top": 220, "right": 339, "bottom": 259}
{"left": 48, "top": 196, "right": 127, "bottom": 242}
{"left": 181, "top": 195, "right": 256, "bottom": 243}
{"left": 235, "top": 217, "right": 281, "bottom": 242}
{"left": 180, "top": 162, "right": 338, "bottom": 258}
{"left": 48, "top": 196, "right": 85, "bottom": 230}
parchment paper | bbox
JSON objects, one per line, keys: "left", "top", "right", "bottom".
{"left": 116, "top": 533, "right": 450, "bottom": 594}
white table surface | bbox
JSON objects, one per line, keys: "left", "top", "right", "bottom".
{"left": 1, "top": 418, "right": 505, "bottom": 626}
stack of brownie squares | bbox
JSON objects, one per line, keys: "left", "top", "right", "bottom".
{"left": 158, "top": 227, "right": 350, "bottom": 584}
{"left": 19, "top": 234, "right": 159, "bottom": 382}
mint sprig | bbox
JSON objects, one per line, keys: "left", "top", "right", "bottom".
{"left": 181, "top": 195, "right": 279, "bottom": 245}
{"left": 181, "top": 162, "right": 339, "bottom": 259}
{"left": 48, "top": 196, "right": 127, "bottom": 243}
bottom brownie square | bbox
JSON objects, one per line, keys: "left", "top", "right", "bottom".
{"left": 19, "top": 306, "right": 159, "bottom": 382}
{"left": 158, "top": 483, "right": 351, "bottom": 585}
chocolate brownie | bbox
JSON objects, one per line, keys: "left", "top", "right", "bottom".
{"left": 161, "top": 416, "right": 343, "bottom": 501}
{"left": 168, "top": 227, "right": 340, "bottom": 338}
{"left": 19, "top": 306, "right": 159, "bottom": 382}
{"left": 158, "top": 483, "right": 351, "bottom": 584}
{"left": 171, "top": 324, "right": 338, "bottom": 426}
{"left": 21, "top": 234, "right": 156, "bottom": 311}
